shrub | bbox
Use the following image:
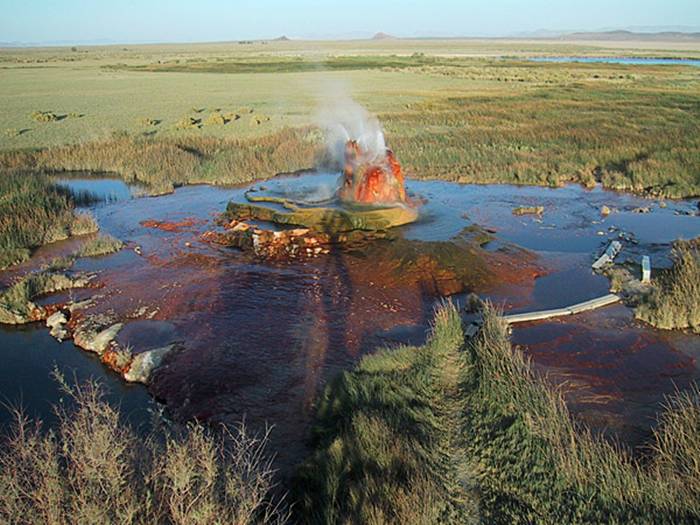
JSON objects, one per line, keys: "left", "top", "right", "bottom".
{"left": 0, "top": 376, "right": 289, "bottom": 525}
{"left": 635, "top": 239, "right": 700, "bottom": 332}
{"left": 204, "top": 112, "right": 227, "bottom": 126}
{"left": 298, "top": 302, "right": 700, "bottom": 523}
{"left": 30, "top": 111, "right": 58, "bottom": 122}
{"left": 174, "top": 116, "right": 201, "bottom": 130}
{"left": 76, "top": 234, "right": 124, "bottom": 257}
{"left": 139, "top": 117, "right": 159, "bottom": 127}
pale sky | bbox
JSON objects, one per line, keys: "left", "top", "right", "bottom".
{"left": 1, "top": 0, "right": 699, "bottom": 44}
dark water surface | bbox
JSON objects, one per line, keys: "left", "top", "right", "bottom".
{"left": 0, "top": 324, "right": 154, "bottom": 432}
{"left": 1, "top": 173, "right": 698, "bottom": 476}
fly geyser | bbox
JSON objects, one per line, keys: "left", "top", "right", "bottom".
{"left": 339, "top": 140, "right": 407, "bottom": 205}
{"left": 220, "top": 119, "right": 419, "bottom": 258}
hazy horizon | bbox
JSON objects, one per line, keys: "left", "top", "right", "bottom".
{"left": 1, "top": 0, "right": 699, "bottom": 46}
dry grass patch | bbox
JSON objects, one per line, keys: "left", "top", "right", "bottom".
{"left": 0, "top": 375, "right": 289, "bottom": 525}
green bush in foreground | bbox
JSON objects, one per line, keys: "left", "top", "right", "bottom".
{"left": 296, "top": 302, "right": 476, "bottom": 524}
{"left": 636, "top": 239, "right": 700, "bottom": 333}
{"left": 0, "top": 376, "right": 288, "bottom": 525}
{"left": 298, "top": 302, "right": 700, "bottom": 524}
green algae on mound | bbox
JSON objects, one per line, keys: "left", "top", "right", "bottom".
{"left": 226, "top": 195, "right": 418, "bottom": 233}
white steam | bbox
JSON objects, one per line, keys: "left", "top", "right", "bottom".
{"left": 315, "top": 88, "right": 386, "bottom": 167}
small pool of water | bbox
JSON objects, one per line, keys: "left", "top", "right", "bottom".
{"left": 528, "top": 56, "right": 700, "bottom": 67}
{"left": 55, "top": 176, "right": 142, "bottom": 205}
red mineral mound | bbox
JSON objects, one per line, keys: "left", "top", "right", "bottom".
{"left": 338, "top": 140, "right": 408, "bottom": 205}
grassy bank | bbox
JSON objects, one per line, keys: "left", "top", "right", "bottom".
{"left": 1, "top": 128, "right": 320, "bottom": 195}
{"left": 297, "top": 303, "right": 700, "bottom": 523}
{"left": 636, "top": 238, "right": 700, "bottom": 332}
{"left": 0, "top": 172, "right": 97, "bottom": 269}
{"left": 0, "top": 376, "right": 288, "bottom": 525}
{"left": 2, "top": 77, "right": 698, "bottom": 198}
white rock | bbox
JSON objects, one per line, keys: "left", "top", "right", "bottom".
{"left": 46, "top": 310, "right": 67, "bottom": 329}
{"left": 124, "top": 344, "right": 176, "bottom": 384}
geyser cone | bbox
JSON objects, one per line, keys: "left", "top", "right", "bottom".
{"left": 339, "top": 140, "right": 408, "bottom": 205}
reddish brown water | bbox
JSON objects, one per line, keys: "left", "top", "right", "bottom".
{"left": 1, "top": 173, "right": 698, "bottom": 478}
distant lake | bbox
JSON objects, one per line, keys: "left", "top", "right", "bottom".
{"left": 528, "top": 57, "right": 700, "bottom": 67}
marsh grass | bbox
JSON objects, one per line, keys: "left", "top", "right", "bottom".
{"left": 635, "top": 239, "right": 700, "bottom": 332}
{"left": 0, "top": 271, "right": 89, "bottom": 324}
{"left": 4, "top": 80, "right": 697, "bottom": 198}
{"left": 298, "top": 302, "right": 700, "bottom": 523}
{"left": 0, "top": 172, "right": 97, "bottom": 269}
{"left": 295, "top": 302, "right": 477, "bottom": 524}
{"left": 0, "top": 375, "right": 288, "bottom": 525}
{"left": 76, "top": 234, "right": 124, "bottom": 257}
{"left": 0, "top": 128, "right": 320, "bottom": 195}
{"left": 384, "top": 86, "right": 700, "bottom": 198}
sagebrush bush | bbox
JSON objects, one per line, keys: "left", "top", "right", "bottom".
{"left": 30, "top": 111, "right": 58, "bottom": 122}
{"left": 0, "top": 375, "right": 288, "bottom": 525}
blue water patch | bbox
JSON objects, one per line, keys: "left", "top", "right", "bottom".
{"left": 55, "top": 176, "right": 140, "bottom": 205}
{"left": 528, "top": 56, "right": 700, "bottom": 67}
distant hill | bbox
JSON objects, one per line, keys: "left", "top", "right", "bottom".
{"left": 559, "top": 30, "right": 700, "bottom": 41}
{"left": 273, "top": 35, "right": 290, "bottom": 41}
{"left": 371, "top": 32, "right": 397, "bottom": 40}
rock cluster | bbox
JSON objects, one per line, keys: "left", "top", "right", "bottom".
{"left": 202, "top": 219, "right": 334, "bottom": 259}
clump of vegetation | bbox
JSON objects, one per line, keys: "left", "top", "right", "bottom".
{"left": 296, "top": 302, "right": 476, "bottom": 523}
{"left": 512, "top": 205, "right": 544, "bottom": 215}
{"left": 0, "top": 270, "right": 91, "bottom": 324}
{"left": 67, "top": 112, "right": 83, "bottom": 118}
{"left": 0, "top": 172, "right": 96, "bottom": 270}
{"left": 0, "top": 128, "right": 319, "bottom": 195}
{"left": 138, "top": 117, "right": 159, "bottom": 127}
{"left": 204, "top": 112, "right": 227, "bottom": 126}
{"left": 298, "top": 302, "right": 700, "bottom": 523}
{"left": 70, "top": 212, "right": 99, "bottom": 235}
{"left": 175, "top": 116, "right": 201, "bottom": 130}
{"left": 76, "top": 234, "right": 124, "bottom": 257}
{"left": 250, "top": 115, "right": 270, "bottom": 126}
{"left": 223, "top": 111, "right": 241, "bottom": 121}
{"left": 0, "top": 376, "right": 288, "bottom": 524}
{"left": 3, "top": 128, "right": 22, "bottom": 138}
{"left": 30, "top": 110, "right": 59, "bottom": 122}
{"left": 0, "top": 249, "right": 31, "bottom": 270}
{"left": 635, "top": 239, "right": 700, "bottom": 332}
